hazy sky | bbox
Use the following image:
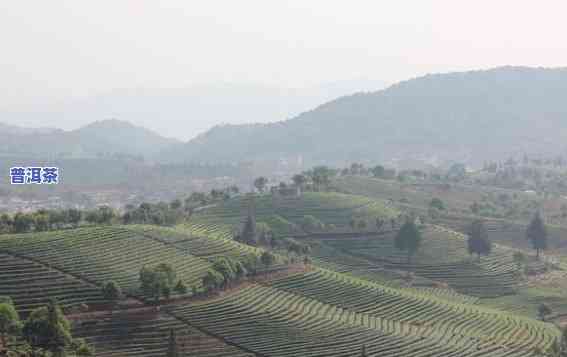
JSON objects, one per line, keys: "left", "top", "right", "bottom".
{"left": 2, "top": 1, "right": 567, "bottom": 131}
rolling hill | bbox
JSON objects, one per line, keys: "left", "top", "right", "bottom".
{"left": 0, "top": 217, "right": 559, "bottom": 356}
{"left": 0, "top": 119, "right": 178, "bottom": 159}
{"left": 164, "top": 66, "right": 567, "bottom": 166}
{"left": 1, "top": 80, "right": 386, "bottom": 141}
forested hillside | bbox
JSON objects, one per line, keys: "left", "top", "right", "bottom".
{"left": 165, "top": 67, "right": 567, "bottom": 165}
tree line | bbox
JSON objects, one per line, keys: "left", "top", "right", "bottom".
{"left": 0, "top": 186, "right": 240, "bottom": 235}
{"left": 0, "top": 297, "right": 93, "bottom": 356}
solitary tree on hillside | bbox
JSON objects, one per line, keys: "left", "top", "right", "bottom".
{"left": 395, "top": 220, "right": 422, "bottom": 264}
{"left": 253, "top": 177, "right": 268, "bottom": 193}
{"left": 526, "top": 212, "right": 547, "bottom": 259}
{"left": 167, "top": 329, "right": 178, "bottom": 357}
{"left": 101, "top": 281, "right": 122, "bottom": 313}
{"left": 467, "top": 220, "right": 492, "bottom": 262}
{"left": 371, "top": 165, "right": 385, "bottom": 178}
{"left": 538, "top": 303, "right": 552, "bottom": 322}
{"left": 240, "top": 215, "right": 257, "bottom": 245}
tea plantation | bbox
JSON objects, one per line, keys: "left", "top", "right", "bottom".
{"left": 0, "top": 192, "right": 562, "bottom": 356}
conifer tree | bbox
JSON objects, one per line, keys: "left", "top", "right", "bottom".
{"left": 526, "top": 212, "right": 547, "bottom": 258}
{"left": 467, "top": 220, "right": 492, "bottom": 262}
{"left": 167, "top": 329, "right": 178, "bottom": 357}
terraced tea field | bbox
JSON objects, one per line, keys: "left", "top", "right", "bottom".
{"left": 190, "top": 192, "right": 397, "bottom": 234}
{"left": 267, "top": 268, "right": 547, "bottom": 348}
{"left": 169, "top": 283, "right": 557, "bottom": 357}
{"left": 0, "top": 226, "right": 211, "bottom": 295}
{"left": 128, "top": 225, "right": 261, "bottom": 261}
{"left": 304, "top": 226, "right": 520, "bottom": 297}
{"left": 334, "top": 175, "right": 567, "bottom": 254}
{"left": 1, "top": 191, "right": 564, "bottom": 356}
{"left": 73, "top": 308, "right": 253, "bottom": 357}
{"left": 0, "top": 253, "right": 107, "bottom": 315}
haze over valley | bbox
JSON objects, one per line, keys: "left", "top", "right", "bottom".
{"left": 3, "top": 2, "right": 567, "bottom": 357}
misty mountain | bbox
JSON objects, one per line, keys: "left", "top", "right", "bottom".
{"left": 0, "top": 123, "right": 62, "bottom": 136}
{"left": 162, "top": 67, "right": 567, "bottom": 166}
{"left": 1, "top": 79, "right": 386, "bottom": 141}
{"left": 0, "top": 119, "right": 178, "bottom": 159}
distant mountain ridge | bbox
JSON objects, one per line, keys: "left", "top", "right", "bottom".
{"left": 0, "top": 119, "right": 178, "bottom": 159}
{"left": 162, "top": 66, "right": 567, "bottom": 166}
{"left": 0, "top": 123, "right": 62, "bottom": 136}
{"left": 1, "top": 79, "right": 387, "bottom": 141}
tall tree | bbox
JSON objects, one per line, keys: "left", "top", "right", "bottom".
{"left": 311, "top": 166, "right": 333, "bottom": 191}
{"left": 140, "top": 264, "right": 177, "bottom": 304}
{"left": 0, "top": 297, "right": 21, "bottom": 350}
{"left": 22, "top": 299, "right": 73, "bottom": 357}
{"left": 538, "top": 303, "right": 552, "bottom": 322}
{"left": 253, "top": 177, "right": 268, "bottom": 193}
{"left": 101, "top": 281, "right": 122, "bottom": 312}
{"left": 526, "top": 212, "right": 547, "bottom": 258}
{"left": 394, "top": 220, "right": 422, "bottom": 264}
{"left": 167, "top": 329, "right": 178, "bottom": 357}
{"left": 13, "top": 212, "right": 33, "bottom": 233}
{"left": 67, "top": 209, "right": 82, "bottom": 228}
{"left": 292, "top": 174, "right": 307, "bottom": 189}
{"left": 371, "top": 165, "right": 385, "bottom": 178}
{"left": 240, "top": 215, "right": 257, "bottom": 245}
{"left": 467, "top": 220, "right": 492, "bottom": 262}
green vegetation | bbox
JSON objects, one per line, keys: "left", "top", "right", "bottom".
{"left": 0, "top": 253, "right": 107, "bottom": 315}
{"left": 170, "top": 281, "right": 557, "bottom": 357}
{"left": 527, "top": 212, "right": 548, "bottom": 258}
{"left": 140, "top": 263, "right": 179, "bottom": 303}
{"left": 253, "top": 176, "right": 268, "bottom": 193}
{"left": 4, "top": 174, "right": 567, "bottom": 357}
{"left": 169, "top": 67, "right": 567, "bottom": 164}
{"left": 101, "top": 281, "right": 122, "bottom": 310}
{"left": 467, "top": 220, "right": 492, "bottom": 261}
{"left": 394, "top": 220, "right": 422, "bottom": 263}
{"left": 0, "top": 226, "right": 210, "bottom": 295}
{"left": 305, "top": 226, "right": 520, "bottom": 297}
{"left": 187, "top": 192, "right": 396, "bottom": 236}
{"left": 0, "top": 297, "right": 21, "bottom": 350}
